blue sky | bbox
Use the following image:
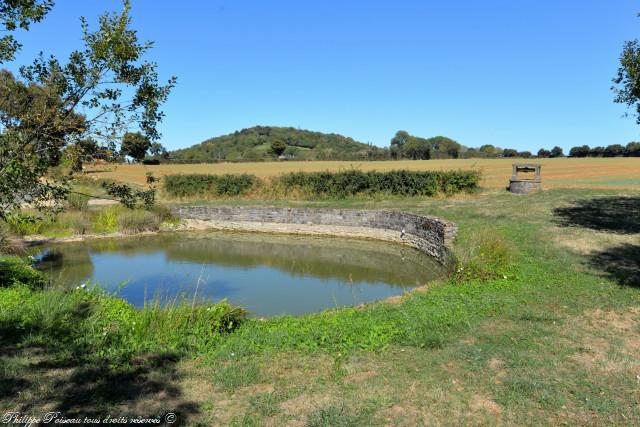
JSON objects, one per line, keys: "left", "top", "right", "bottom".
{"left": 5, "top": 0, "right": 640, "bottom": 152}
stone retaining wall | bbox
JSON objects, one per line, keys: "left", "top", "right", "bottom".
{"left": 170, "top": 206, "right": 457, "bottom": 264}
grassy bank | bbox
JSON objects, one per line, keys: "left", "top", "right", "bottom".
{"left": 1, "top": 188, "right": 639, "bottom": 425}
{"left": 1, "top": 204, "right": 176, "bottom": 241}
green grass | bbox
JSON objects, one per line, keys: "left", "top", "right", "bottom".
{"left": 1, "top": 187, "right": 639, "bottom": 425}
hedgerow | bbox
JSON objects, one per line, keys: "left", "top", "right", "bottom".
{"left": 162, "top": 169, "right": 480, "bottom": 199}
{"left": 163, "top": 173, "right": 257, "bottom": 197}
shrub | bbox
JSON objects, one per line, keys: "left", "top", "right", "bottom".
{"left": 278, "top": 169, "right": 481, "bottom": 198}
{"left": 4, "top": 213, "right": 43, "bottom": 236}
{"left": 163, "top": 173, "right": 257, "bottom": 197}
{"left": 0, "top": 256, "right": 47, "bottom": 289}
{"left": 93, "top": 207, "right": 118, "bottom": 233}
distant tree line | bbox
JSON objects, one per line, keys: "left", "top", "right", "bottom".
{"left": 567, "top": 142, "right": 640, "bottom": 157}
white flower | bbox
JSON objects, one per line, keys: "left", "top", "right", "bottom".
{"left": 80, "top": 283, "right": 87, "bottom": 289}
{"left": 503, "top": 275, "right": 507, "bottom": 279}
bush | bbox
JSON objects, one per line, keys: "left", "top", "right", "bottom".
{"left": 163, "top": 173, "right": 257, "bottom": 197}
{"left": 278, "top": 169, "right": 480, "bottom": 198}
{"left": 4, "top": 213, "right": 43, "bottom": 236}
{"left": 93, "top": 207, "right": 118, "bottom": 234}
{"left": 0, "top": 256, "right": 47, "bottom": 289}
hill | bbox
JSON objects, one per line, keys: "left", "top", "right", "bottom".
{"left": 170, "top": 126, "right": 388, "bottom": 161}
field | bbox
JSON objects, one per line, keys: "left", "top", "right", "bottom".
{"left": 3, "top": 159, "right": 640, "bottom": 425}
{"left": 86, "top": 158, "right": 640, "bottom": 190}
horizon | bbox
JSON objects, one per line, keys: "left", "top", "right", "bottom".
{"left": 4, "top": 0, "right": 640, "bottom": 152}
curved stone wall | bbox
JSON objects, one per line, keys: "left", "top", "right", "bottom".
{"left": 171, "top": 206, "right": 457, "bottom": 264}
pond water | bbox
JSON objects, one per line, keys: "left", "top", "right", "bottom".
{"left": 32, "top": 232, "right": 445, "bottom": 316}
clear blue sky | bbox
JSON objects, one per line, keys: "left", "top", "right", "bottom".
{"left": 5, "top": 0, "right": 640, "bottom": 152}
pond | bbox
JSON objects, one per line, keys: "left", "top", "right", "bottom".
{"left": 32, "top": 232, "right": 445, "bottom": 316}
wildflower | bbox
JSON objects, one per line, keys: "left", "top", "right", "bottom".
{"left": 80, "top": 283, "right": 87, "bottom": 289}
{"left": 503, "top": 275, "right": 507, "bottom": 279}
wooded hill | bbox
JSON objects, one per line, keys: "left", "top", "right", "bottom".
{"left": 170, "top": 126, "right": 388, "bottom": 161}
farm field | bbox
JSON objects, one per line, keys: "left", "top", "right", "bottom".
{"left": 86, "top": 157, "right": 640, "bottom": 190}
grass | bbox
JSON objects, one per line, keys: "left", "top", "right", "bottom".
{"left": 3, "top": 205, "right": 177, "bottom": 238}
{"left": 84, "top": 157, "right": 640, "bottom": 191}
{"left": 1, "top": 185, "right": 639, "bottom": 425}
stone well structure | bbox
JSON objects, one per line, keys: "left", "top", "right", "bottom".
{"left": 170, "top": 206, "right": 458, "bottom": 264}
{"left": 509, "top": 163, "right": 542, "bottom": 194}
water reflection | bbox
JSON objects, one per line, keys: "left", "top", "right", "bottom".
{"left": 33, "top": 232, "right": 444, "bottom": 316}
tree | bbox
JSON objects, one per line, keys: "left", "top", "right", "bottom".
{"left": 121, "top": 132, "right": 151, "bottom": 162}
{"left": 270, "top": 139, "right": 287, "bottom": 156}
{"left": 0, "top": 0, "right": 175, "bottom": 218}
{"left": 502, "top": 148, "right": 518, "bottom": 157}
{"left": 604, "top": 144, "right": 625, "bottom": 157}
{"left": 66, "top": 138, "right": 99, "bottom": 172}
{"left": 479, "top": 144, "right": 501, "bottom": 158}
{"left": 625, "top": 141, "right": 640, "bottom": 156}
{"left": 403, "top": 137, "right": 430, "bottom": 160}
{"left": 390, "top": 130, "right": 410, "bottom": 159}
{"left": 537, "top": 148, "right": 551, "bottom": 158}
{"left": 550, "top": 146, "right": 564, "bottom": 158}
{"left": 569, "top": 145, "right": 590, "bottom": 157}
{"left": 613, "top": 26, "right": 640, "bottom": 124}
{"left": 589, "top": 146, "right": 605, "bottom": 157}
{"left": 0, "top": 0, "right": 53, "bottom": 63}
{"left": 149, "top": 142, "right": 169, "bottom": 159}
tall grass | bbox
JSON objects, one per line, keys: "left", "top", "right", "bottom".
{"left": 0, "top": 256, "right": 247, "bottom": 362}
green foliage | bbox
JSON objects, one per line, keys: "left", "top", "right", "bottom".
{"left": 550, "top": 146, "right": 564, "bottom": 158}
{"left": 164, "top": 174, "right": 257, "bottom": 197}
{"left": 390, "top": 131, "right": 461, "bottom": 160}
{"left": 278, "top": 169, "right": 480, "bottom": 198}
{"left": 569, "top": 145, "right": 590, "bottom": 157}
{"left": 4, "top": 213, "right": 42, "bottom": 236}
{"left": 0, "top": 262, "right": 248, "bottom": 362}
{"left": 93, "top": 208, "right": 118, "bottom": 234}
{"left": 162, "top": 170, "right": 480, "bottom": 199}
{"left": 0, "top": 0, "right": 174, "bottom": 219}
{"left": 270, "top": 139, "right": 287, "bottom": 156}
{"left": 0, "top": 256, "right": 47, "bottom": 289}
{"left": 613, "top": 35, "right": 640, "bottom": 124}
{"left": 170, "top": 126, "right": 388, "bottom": 161}
{"left": 121, "top": 132, "right": 152, "bottom": 162}
{"left": 537, "top": 148, "right": 551, "bottom": 158}
{"left": 0, "top": 0, "right": 53, "bottom": 63}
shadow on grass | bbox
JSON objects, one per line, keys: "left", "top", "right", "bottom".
{"left": 553, "top": 196, "right": 640, "bottom": 234}
{"left": 0, "top": 311, "right": 199, "bottom": 425}
{"left": 587, "top": 243, "right": 640, "bottom": 288}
